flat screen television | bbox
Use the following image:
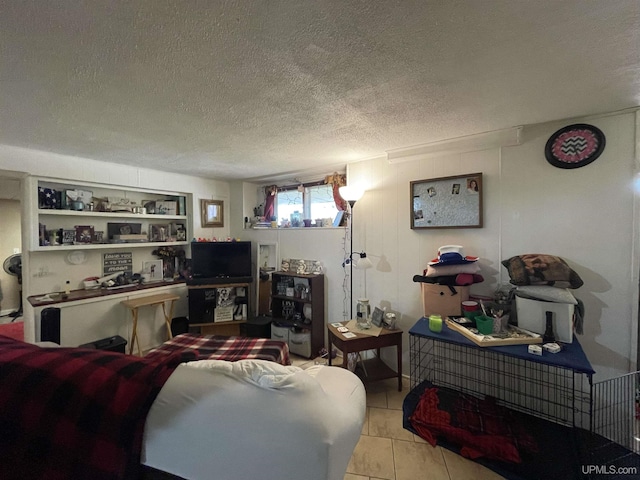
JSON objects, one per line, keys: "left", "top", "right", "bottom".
{"left": 189, "top": 241, "right": 253, "bottom": 284}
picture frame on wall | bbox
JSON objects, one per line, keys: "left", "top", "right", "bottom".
{"left": 410, "top": 172, "right": 483, "bottom": 229}
{"left": 200, "top": 199, "right": 224, "bottom": 227}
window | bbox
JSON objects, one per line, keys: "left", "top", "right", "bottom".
{"left": 276, "top": 183, "right": 338, "bottom": 226}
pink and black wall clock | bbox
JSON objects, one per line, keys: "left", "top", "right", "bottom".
{"left": 544, "top": 123, "right": 605, "bottom": 169}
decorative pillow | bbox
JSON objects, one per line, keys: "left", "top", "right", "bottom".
{"left": 515, "top": 285, "right": 578, "bottom": 305}
{"left": 502, "top": 254, "right": 583, "bottom": 289}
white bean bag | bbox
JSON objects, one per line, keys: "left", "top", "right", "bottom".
{"left": 142, "top": 360, "right": 366, "bottom": 480}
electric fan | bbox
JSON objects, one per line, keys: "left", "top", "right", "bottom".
{"left": 2, "top": 254, "right": 22, "bottom": 320}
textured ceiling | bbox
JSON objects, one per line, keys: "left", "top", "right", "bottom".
{"left": 1, "top": 1, "right": 639, "bottom": 181}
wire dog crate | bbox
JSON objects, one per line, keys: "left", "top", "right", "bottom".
{"left": 409, "top": 318, "right": 593, "bottom": 428}
{"left": 408, "top": 318, "right": 640, "bottom": 478}
{"left": 585, "top": 372, "right": 640, "bottom": 478}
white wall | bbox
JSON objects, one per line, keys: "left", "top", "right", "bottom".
{"left": 237, "top": 110, "right": 638, "bottom": 382}
{"left": 346, "top": 111, "right": 638, "bottom": 381}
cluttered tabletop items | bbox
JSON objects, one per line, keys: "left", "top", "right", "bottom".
{"left": 415, "top": 245, "right": 584, "bottom": 356}
{"left": 330, "top": 304, "right": 399, "bottom": 338}
{"left": 28, "top": 275, "right": 184, "bottom": 307}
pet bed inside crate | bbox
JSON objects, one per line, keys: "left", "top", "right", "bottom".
{"left": 403, "top": 380, "right": 639, "bottom": 480}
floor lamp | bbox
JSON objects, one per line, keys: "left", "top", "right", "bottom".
{"left": 339, "top": 186, "right": 371, "bottom": 319}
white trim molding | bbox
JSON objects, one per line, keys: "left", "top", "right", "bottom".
{"left": 386, "top": 126, "right": 523, "bottom": 164}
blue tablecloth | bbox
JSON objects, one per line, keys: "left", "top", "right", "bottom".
{"left": 409, "top": 317, "right": 594, "bottom": 376}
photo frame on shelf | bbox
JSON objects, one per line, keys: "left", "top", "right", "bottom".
{"left": 62, "top": 229, "right": 76, "bottom": 245}
{"left": 410, "top": 172, "right": 483, "bottom": 229}
{"left": 371, "top": 307, "right": 385, "bottom": 327}
{"left": 74, "top": 225, "right": 94, "bottom": 244}
{"left": 200, "top": 199, "right": 224, "bottom": 227}
{"left": 175, "top": 224, "right": 187, "bottom": 241}
{"left": 149, "top": 224, "right": 170, "bottom": 242}
{"left": 156, "top": 200, "right": 177, "bottom": 215}
{"left": 142, "top": 260, "right": 164, "bottom": 282}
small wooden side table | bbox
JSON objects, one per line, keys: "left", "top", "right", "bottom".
{"left": 121, "top": 293, "right": 180, "bottom": 355}
{"left": 328, "top": 322, "right": 403, "bottom": 391}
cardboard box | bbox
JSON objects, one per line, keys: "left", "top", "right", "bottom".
{"left": 421, "top": 284, "right": 469, "bottom": 317}
{"left": 515, "top": 296, "right": 574, "bottom": 343}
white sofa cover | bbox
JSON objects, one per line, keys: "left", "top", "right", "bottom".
{"left": 142, "top": 360, "right": 366, "bottom": 480}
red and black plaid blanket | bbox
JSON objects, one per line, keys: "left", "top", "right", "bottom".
{"left": 145, "top": 333, "right": 291, "bottom": 365}
{"left": 0, "top": 335, "right": 194, "bottom": 480}
{"left": 409, "top": 384, "right": 538, "bottom": 464}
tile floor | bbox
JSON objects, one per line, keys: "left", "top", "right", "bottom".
{"left": 291, "top": 353, "right": 505, "bottom": 480}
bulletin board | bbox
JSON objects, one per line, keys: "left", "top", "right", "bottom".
{"left": 410, "top": 173, "right": 483, "bottom": 229}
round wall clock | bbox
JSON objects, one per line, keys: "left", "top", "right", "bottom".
{"left": 545, "top": 123, "right": 605, "bottom": 169}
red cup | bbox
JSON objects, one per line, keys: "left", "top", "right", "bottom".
{"left": 461, "top": 301, "right": 479, "bottom": 312}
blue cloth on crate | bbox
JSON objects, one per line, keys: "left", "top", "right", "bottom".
{"left": 409, "top": 317, "right": 594, "bottom": 375}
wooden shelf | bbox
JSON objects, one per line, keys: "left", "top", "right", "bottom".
{"left": 355, "top": 357, "right": 398, "bottom": 383}
{"left": 271, "top": 294, "right": 312, "bottom": 304}
{"left": 271, "top": 271, "right": 324, "bottom": 359}
{"left": 31, "top": 241, "right": 189, "bottom": 252}
{"left": 38, "top": 209, "right": 187, "bottom": 220}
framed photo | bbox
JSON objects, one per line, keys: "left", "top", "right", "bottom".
{"left": 332, "top": 210, "right": 345, "bottom": 227}
{"left": 201, "top": 199, "right": 224, "bottom": 227}
{"left": 142, "top": 260, "right": 163, "bottom": 282}
{"left": 74, "top": 225, "right": 94, "bottom": 243}
{"left": 371, "top": 307, "right": 385, "bottom": 328}
{"left": 156, "top": 200, "right": 177, "bottom": 215}
{"left": 410, "top": 173, "right": 483, "bottom": 229}
{"left": 175, "top": 224, "right": 187, "bottom": 241}
{"left": 149, "top": 224, "right": 170, "bottom": 242}
{"left": 62, "top": 229, "right": 76, "bottom": 245}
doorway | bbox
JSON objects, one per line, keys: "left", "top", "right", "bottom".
{"left": 0, "top": 176, "right": 22, "bottom": 322}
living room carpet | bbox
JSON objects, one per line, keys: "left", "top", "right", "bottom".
{"left": 0, "top": 321, "right": 24, "bottom": 341}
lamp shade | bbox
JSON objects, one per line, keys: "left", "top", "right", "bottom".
{"left": 354, "top": 256, "right": 373, "bottom": 270}
{"left": 339, "top": 185, "right": 365, "bottom": 203}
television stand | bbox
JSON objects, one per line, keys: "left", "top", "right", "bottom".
{"left": 187, "top": 281, "right": 251, "bottom": 336}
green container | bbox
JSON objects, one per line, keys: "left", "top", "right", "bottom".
{"left": 464, "top": 310, "right": 484, "bottom": 320}
{"left": 475, "top": 315, "right": 494, "bottom": 335}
